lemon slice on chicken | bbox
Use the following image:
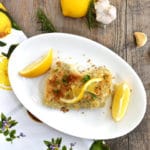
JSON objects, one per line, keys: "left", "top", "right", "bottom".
{"left": 60, "top": 78, "right": 102, "bottom": 104}
{"left": 19, "top": 49, "right": 53, "bottom": 78}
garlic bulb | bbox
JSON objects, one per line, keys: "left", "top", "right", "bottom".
{"left": 95, "top": 0, "right": 117, "bottom": 24}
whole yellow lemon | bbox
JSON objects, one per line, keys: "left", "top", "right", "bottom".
{"left": 61, "top": 0, "right": 90, "bottom": 18}
{"left": 0, "top": 11, "right": 12, "bottom": 38}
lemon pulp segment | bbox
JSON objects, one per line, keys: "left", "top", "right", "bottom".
{"left": 112, "top": 82, "right": 131, "bottom": 121}
{"left": 60, "top": 78, "right": 102, "bottom": 104}
{"left": 19, "top": 49, "right": 53, "bottom": 77}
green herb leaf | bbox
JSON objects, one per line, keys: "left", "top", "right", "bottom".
{"left": 4, "top": 130, "right": 9, "bottom": 136}
{"left": 1, "top": 113, "right": 6, "bottom": 121}
{"left": 0, "top": 9, "right": 21, "bottom": 30}
{"left": 10, "top": 130, "right": 16, "bottom": 138}
{"left": 1, "top": 44, "right": 18, "bottom": 58}
{"left": 0, "top": 41, "right": 6, "bottom": 47}
{"left": 0, "top": 113, "right": 24, "bottom": 143}
{"left": 0, "top": 122, "right": 2, "bottom": 128}
{"left": 62, "top": 75, "right": 69, "bottom": 84}
{"left": 56, "top": 137, "right": 62, "bottom": 146}
{"left": 44, "top": 137, "right": 74, "bottom": 150}
{"left": 86, "top": 0, "right": 97, "bottom": 29}
{"left": 90, "top": 140, "right": 110, "bottom": 150}
{"left": 62, "top": 145, "right": 67, "bottom": 150}
{"left": 6, "top": 138, "right": 12, "bottom": 142}
{"left": 9, "top": 120, "right": 18, "bottom": 126}
{"left": 37, "top": 9, "right": 57, "bottom": 32}
{"left": 82, "top": 75, "right": 91, "bottom": 83}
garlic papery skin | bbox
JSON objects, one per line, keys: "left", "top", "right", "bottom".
{"left": 94, "top": 0, "right": 117, "bottom": 24}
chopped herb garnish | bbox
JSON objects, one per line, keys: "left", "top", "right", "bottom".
{"left": 37, "top": 9, "right": 57, "bottom": 33}
{"left": 53, "top": 89, "right": 60, "bottom": 95}
{"left": 62, "top": 75, "right": 69, "bottom": 84}
{"left": 90, "top": 93, "right": 97, "bottom": 99}
{"left": 0, "top": 41, "right": 6, "bottom": 47}
{"left": 0, "top": 8, "right": 21, "bottom": 30}
{"left": 86, "top": 0, "right": 97, "bottom": 29}
{"left": 44, "top": 137, "right": 75, "bottom": 150}
{"left": 1, "top": 44, "right": 18, "bottom": 58}
{"left": 0, "top": 113, "right": 25, "bottom": 143}
{"left": 82, "top": 75, "right": 91, "bottom": 83}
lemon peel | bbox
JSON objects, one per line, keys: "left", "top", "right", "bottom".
{"left": 0, "top": 11, "right": 12, "bottom": 38}
{"left": 112, "top": 82, "right": 131, "bottom": 122}
{"left": 19, "top": 49, "right": 53, "bottom": 78}
{"left": 0, "top": 55, "right": 11, "bottom": 90}
{"left": 61, "top": 0, "right": 90, "bottom": 18}
{"left": 60, "top": 78, "right": 102, "bottom": 104}
{"left": 0, "top": 3, "right": 7, "bottom": 11}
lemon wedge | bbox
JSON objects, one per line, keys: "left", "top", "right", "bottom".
{"left": 0, "top": 55, "right": 11, "bottom": 90}
{"left": 112, "top": 82, "right": 131, "bottom": 122}
{"left": 61, "top": 0, "right": 90, "bottom": 18}
{"left": 0, "top": 11, "right": 12, "bottom": 38}
{"left": 19, "top": 49, "right": 53, "bottom": 78}
{"left": 60, "top": 78, "right": 102, "bottom": 104}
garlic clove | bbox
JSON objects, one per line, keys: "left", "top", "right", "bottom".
{"left": 134, "top": 32, "right": 147, "bottom": 48}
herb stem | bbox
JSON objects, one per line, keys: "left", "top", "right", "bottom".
{"left": 37, "top": 9, "right": 57, "bottom": 33}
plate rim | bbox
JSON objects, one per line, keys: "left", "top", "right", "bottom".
{"left": 8, "top": 32, "right": 147, "bottom": 140}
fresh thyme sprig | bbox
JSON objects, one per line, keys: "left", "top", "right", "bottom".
{"left": 86, "top": 0, "right": 97, "bottom": 29}
{"left": 37, "top": 9, "right": 57, "bottom": 33}
{"left": 44, "top": 137, "right": 76, "bottom": 150}
{"left": 0, "top": 113, "right": 25, "bottom": 143}
{"left": 90, "top": 140, "right": 110, "bottom": 150}
{"left": 86, "top": 0, "right": 106, "bottom": 29}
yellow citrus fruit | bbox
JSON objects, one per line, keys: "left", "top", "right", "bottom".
{"left": 0, "top": 55, "right": 11, "bottom": 90}
{"left": 0, "top": 11, "right": 12, "bottom": 38}
{"left": 0, "top": 3, "right": 7, "bottom": 11}
{"left": 60, "top": 0, "right": 90, "bottom": 18}
{"left": 60, "top": 78, "right": 102, "bottom": 104}
{"left": 112, "top": 82, "right": 131, "bottom": 122}
{"left": 19, "top": 49, "right": 53, "bottom": 78}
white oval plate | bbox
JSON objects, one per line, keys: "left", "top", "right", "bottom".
{"left": 8, "top": 33, "right": 146, "bottom": 140}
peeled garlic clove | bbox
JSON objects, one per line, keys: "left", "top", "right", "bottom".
{"left": 134, "top": 32, "right": 147, "bottom": 48}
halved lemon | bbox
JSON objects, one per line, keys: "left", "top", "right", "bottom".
{"left": 19, "top": 49, "right": 53, "bottom": 78}
{"left": 60, "top": 78, "right": 102, "bottom": 104}
{"left": 112, "top": 82, "right": 131, "bottom": 121}
{"left": 0, "top": 55, "right": 11, "bottom": 90}
{"left": 61, "top": 0, "right": 90, "bottom": 18}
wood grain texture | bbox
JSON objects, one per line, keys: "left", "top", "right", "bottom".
{"left": 1, "top": 0, "right": 150, "bottom": 149}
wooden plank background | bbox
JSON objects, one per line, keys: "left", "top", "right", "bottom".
{"left": 1, "top": 0, "right": 150, "bottom": 149}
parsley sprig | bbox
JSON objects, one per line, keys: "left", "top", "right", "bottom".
{"left": 44, "top": 137, "right": 76, "bottom": 150}
{"left": 0, "top": 113, "right": 25, "bottom": 143}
